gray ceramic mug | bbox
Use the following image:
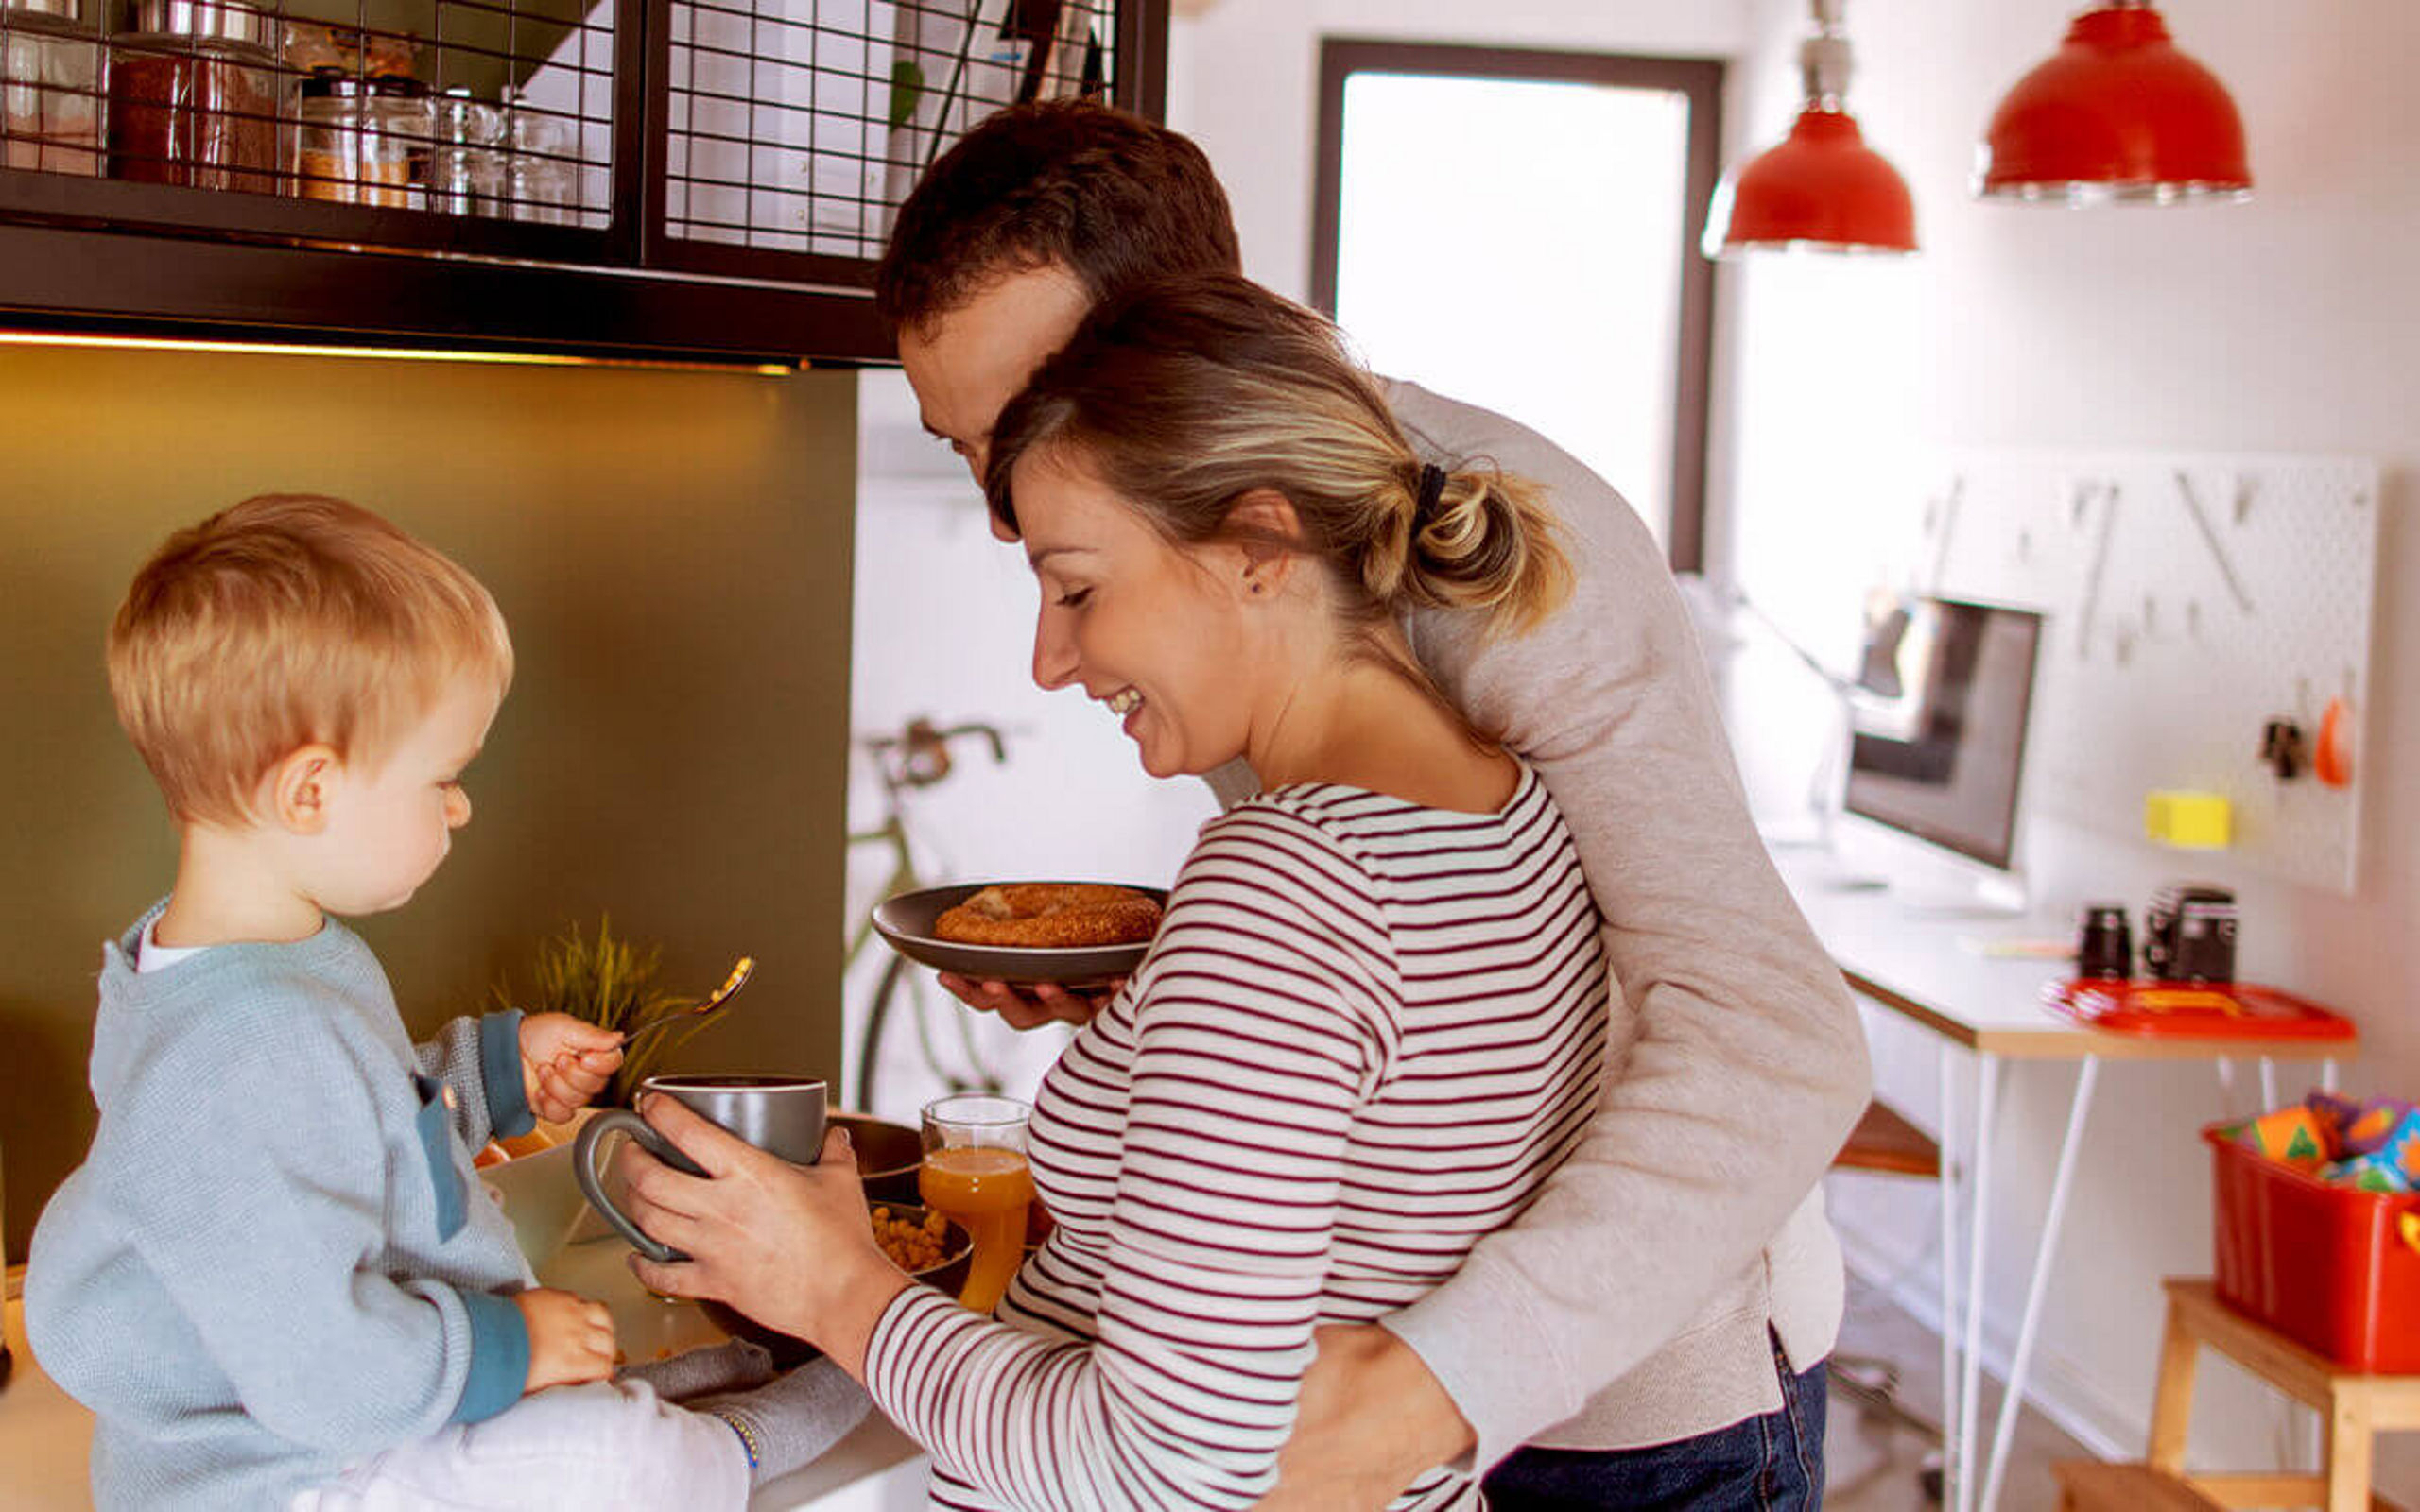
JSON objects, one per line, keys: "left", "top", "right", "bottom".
{"left": 572, "top": 1074, "right": 826, "bottom": 1264}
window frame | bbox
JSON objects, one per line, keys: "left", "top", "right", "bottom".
{"left": 1310, "top": 39, "right": 1723, "bottom": 573}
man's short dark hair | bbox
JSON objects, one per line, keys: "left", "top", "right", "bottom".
{"left": 874, "top": 101, "right": 1242, "bottom": 335}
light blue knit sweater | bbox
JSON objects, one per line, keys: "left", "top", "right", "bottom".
{"left": 28, "top": 904, "right": 540, "bottom": 1510}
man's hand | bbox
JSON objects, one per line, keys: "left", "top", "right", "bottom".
{"left": 934, "top": 973, "right": 1118, "bottom": 1030}
{"left": 519, "top": 1013, "right": 624, "bottom": 1124}
{"left": 1257, "top": 1324, "right": 1476, "bottom": 1511}
{"left": 514, "top": 1286, "right": 617, "bottom": 1393}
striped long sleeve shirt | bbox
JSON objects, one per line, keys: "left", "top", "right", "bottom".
{"left": 863, "top": 765, "right": 1610, "bottom": 1511}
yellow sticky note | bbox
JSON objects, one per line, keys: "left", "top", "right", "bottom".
{"left": 2145, "top": 790, "right": 2232, "bottom": 849}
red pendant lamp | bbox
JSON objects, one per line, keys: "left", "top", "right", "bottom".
{"left": 1703, "top": 0, "right": 1916, "bottom": 259}
{"left": 1977, "top": 1, "right": 2251, "bottom": 204}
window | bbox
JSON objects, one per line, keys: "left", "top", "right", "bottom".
{"left": 1313, "top": 42, "right": 1722, "bottom": 570}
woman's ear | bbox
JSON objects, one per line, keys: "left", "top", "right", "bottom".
{"left": 268, "top": 746, "right": 343, "bottom": 835}
{"left": 1220, "top": 488, "right": 1304, "bottom": 601}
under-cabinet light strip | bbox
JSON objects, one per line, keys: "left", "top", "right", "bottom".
{"left": 0, "top": 332, "right": 798, "bottom": 377}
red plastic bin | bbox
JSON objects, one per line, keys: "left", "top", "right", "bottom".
{"left": 2204, "top": 1123, "right": 2420, "bottom": 1372}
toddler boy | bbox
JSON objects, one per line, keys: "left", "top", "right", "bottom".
{"left": 27, "top": 495, "right": 864, "bottom": 1511}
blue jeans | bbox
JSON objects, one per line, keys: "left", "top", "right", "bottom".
{"left": 1480, "top": 1336, "right": 1827, "bottom": 1510}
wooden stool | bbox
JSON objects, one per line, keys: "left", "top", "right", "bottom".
{"left": 2134, "top": 1276, "right": 2420, "bottom": 1512}
{"left": 2052, "top": 1460, "right": 2226, "bottom": 1511}
{"left": 1835, "top": 1097, "right": 1942, "bottom": 1178}
{"left": 1827, "top": 1100, "right": 1945, "bottom": 1448}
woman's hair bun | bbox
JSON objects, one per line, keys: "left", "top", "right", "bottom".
{"left": 1384, "top": 459, "right": 1570, "bottom": 636}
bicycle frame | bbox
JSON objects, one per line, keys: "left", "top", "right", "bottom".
{"left": 844, "top": 717, "right": 1014, "bottom": 1108}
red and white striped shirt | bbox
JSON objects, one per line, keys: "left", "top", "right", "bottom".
{"left": 865, "top": 765, "right": 1610, "bottom": 1510}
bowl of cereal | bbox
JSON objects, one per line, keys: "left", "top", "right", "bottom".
{"left": 871, "top": 1201, "right": 974, "bottom": 1297}
{"left": 700, "top": 1200, "right": 972, "bottom": 1367}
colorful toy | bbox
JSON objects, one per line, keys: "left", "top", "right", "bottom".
{"left": 2234, "top": 1104, "right": 2336, "bottom": 1171}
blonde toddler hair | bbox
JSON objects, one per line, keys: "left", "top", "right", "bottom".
{"left": 108, "top": 494, "right": 513, "bottom": 826}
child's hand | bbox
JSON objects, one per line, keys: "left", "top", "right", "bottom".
{"left": 520, "top": 1013, "right": 624, "bottom": 1123}
{"left": 514, "top": 1287, "right": 617, "bottom": 1393}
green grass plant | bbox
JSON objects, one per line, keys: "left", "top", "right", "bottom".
{"left": 493, "top": 917, "right": 735, "bottom": 1107}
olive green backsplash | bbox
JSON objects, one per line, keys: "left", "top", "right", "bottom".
{"left": 0, "top": 344, "right": 857, "bottom": 1262}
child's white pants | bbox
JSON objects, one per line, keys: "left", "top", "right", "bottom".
{"left": 289, "top": 1378, "right": 751, "bottom": 1512}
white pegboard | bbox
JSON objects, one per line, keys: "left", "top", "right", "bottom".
{"left": 1918, "top": 451, "right": 2378, "bottom": 896}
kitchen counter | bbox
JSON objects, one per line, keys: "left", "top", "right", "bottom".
{"left": 0, "top": 1300, "right": 924, "bottom": 1512}
{"left": 0, "top": 1143, "right": 933, "bottom": 1510}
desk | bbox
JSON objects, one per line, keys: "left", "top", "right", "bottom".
{"left": 1780, "top": 864, "right": 2353, "bottom": 1512}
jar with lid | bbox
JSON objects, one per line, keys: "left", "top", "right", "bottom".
{"left": 3, "top": 0, "right": 103, "bottom": 174}
{"left": 375, "top": 74, "right": 428, "bottom": 200}
{"left": 424, "top": 86, "right": 501, "bottom": 215}
{"left": 297, "top": 68, "right": 426, "bottom": 207}
{"left": 108, "top": 0, "right": 281, "bottom": 191}
{"left": 502, "top": 97, "right": 576, "bottom": 225}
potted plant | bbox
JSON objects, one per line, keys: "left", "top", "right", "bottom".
{"left": 501, "top": 916, "right": 747, "bottom": 1110}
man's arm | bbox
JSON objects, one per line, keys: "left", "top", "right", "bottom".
{"left": 1370, "top": 386, "right": 1870, "bottom": 1469}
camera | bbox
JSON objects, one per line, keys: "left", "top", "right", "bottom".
{"left": 2144, "top": 883, "right": 2237, "bottom": 983}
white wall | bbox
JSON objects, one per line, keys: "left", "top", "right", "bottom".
{"left": 1721, "top": 0, "right": 2420, "bottom": 1492}
{"left": 1176, "top": 0, "right": 2420, "bottom": 1494}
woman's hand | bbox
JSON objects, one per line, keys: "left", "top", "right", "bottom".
{"left": 614, "top": 1096, "right": 910, "bottom": 1376}
{"left": 936, "top": 973, "right": 1118, "bottom": 1030}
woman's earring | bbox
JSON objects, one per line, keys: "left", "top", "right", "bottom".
{"left": 1246, "top": 577, "right": 1265, "bottom": 596}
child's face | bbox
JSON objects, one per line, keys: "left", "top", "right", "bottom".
{"left": 305, "top": 673, "right": 499, "bottom": 916}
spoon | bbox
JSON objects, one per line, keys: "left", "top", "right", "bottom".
{"left": 623, "top": 955, "right": 756, "bottom": 1043}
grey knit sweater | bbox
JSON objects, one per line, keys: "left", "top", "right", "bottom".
{"left": 1208, "top": 381, "right": 1870, "bottom": 1462}
{"left": 27, "top": 904, "right": 539, "bottom": 1511}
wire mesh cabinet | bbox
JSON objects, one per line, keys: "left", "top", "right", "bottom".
{"left": 0, "top": 0, "right": 1166, "bottom": 360}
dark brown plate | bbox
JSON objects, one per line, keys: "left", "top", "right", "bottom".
{"left": 872, "top": 882, "right": 1166, "bottom": 988}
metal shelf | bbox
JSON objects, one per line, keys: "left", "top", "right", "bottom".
{"left": 0, "top": 0, "right": 1167, "bottom": 361}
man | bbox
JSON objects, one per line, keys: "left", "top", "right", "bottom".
{"left": 875, "top": 101, "right": 1867, "bottom": 1510}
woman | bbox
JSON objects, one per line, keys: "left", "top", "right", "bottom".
{"left": 618, "top": 275, "right": 1610, "bottom": 1510}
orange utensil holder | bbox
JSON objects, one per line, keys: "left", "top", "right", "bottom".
{"left": 2205, "top": 1124, "right": 2420, "bottom": 1371}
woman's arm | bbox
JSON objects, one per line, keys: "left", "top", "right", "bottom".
{"left": 631, "top": 813, "right": 1397, "bottom": 1510}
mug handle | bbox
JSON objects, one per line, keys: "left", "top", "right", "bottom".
{"left": 572, "top": 1108, "right": 704, "bottom": 1265}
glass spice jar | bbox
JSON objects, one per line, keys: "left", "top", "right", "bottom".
{"left": 296, "top": 67, "right": 424, "bottom": 206}
{"left": 424, "top": 86, "right": 502, "bottom": 215}
{"left": 108, "top": 0, "right": 280, "bottom": 192}
{"left": 3, "top": 0, "right": 103, "bottom": 174}
{"left": 372, "top": 73, "right": 428, "bottom": 200}
{"left": 502, "top": 98, "right": 575, "bottom": 225}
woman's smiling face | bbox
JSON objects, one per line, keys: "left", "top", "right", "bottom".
{"left": 1013, "top": 444, "right": 1260, "bottom": 780}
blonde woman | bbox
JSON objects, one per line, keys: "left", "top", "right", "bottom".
{"left": 616, "top": 276, "right": 1617, "bottom": 1510}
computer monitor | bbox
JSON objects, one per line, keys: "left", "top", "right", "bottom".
{"left": 1841, "top": 595, "right": 2045, "bottom": 876}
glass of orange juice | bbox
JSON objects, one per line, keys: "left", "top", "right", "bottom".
{"left": 918, "top": 1094, "right": 1034, "bottom": 1314}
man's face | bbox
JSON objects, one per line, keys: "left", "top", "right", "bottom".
{"left": 897, "top": 264, "right": 1094, "bottom": 541}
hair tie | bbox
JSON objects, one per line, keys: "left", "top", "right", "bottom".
{"left": 1414, "top": 463, "right": 1448, "bottom": 528}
